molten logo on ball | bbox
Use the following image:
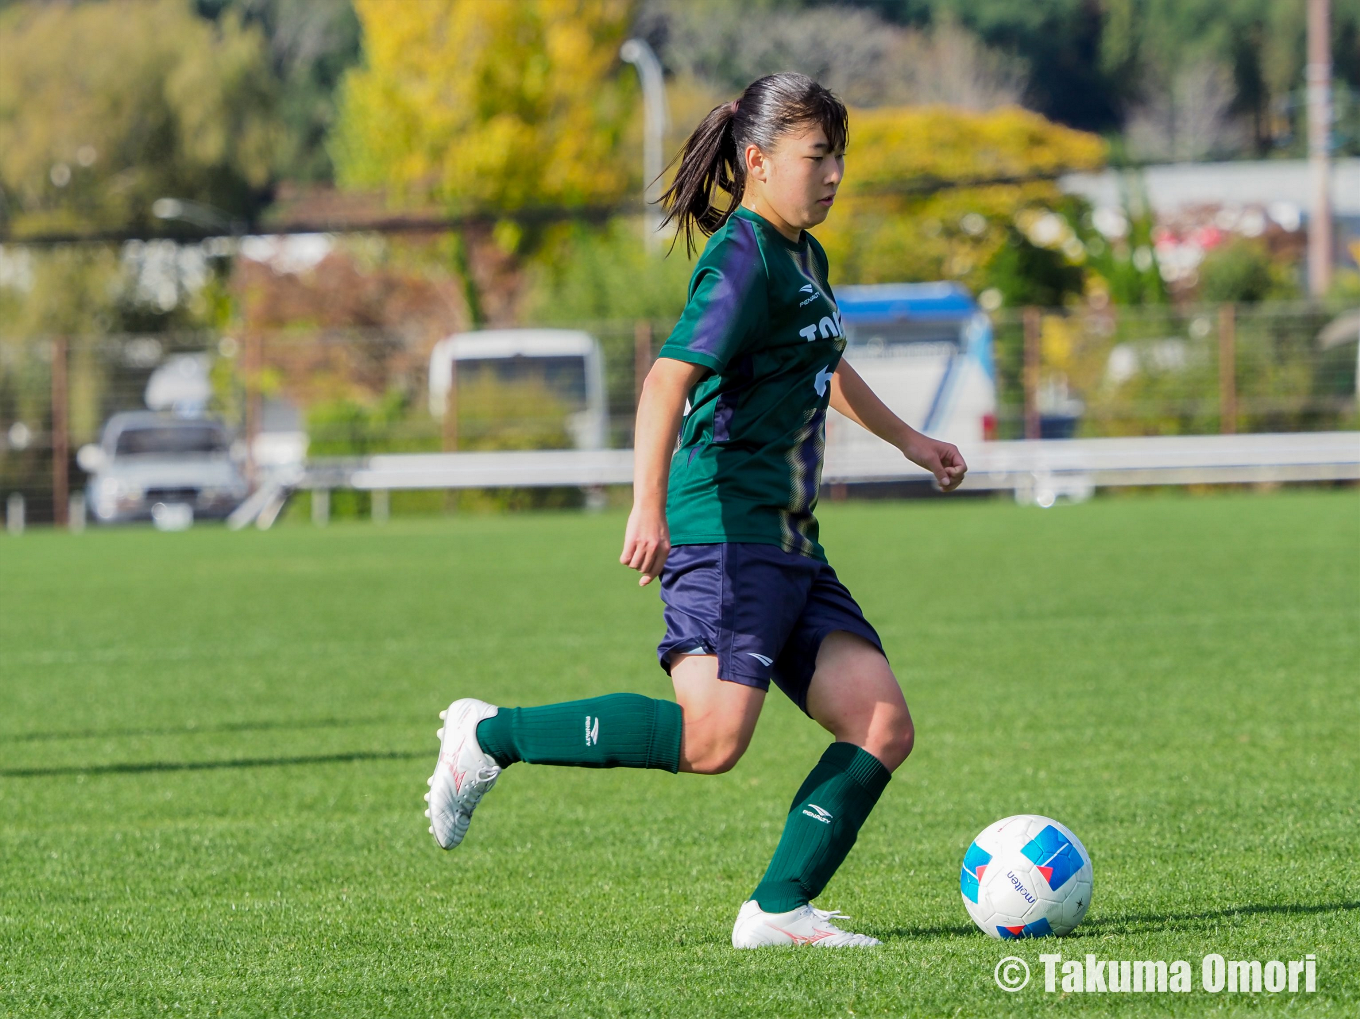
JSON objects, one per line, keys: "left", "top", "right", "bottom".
{"left": 960, "top": 815, "right": 1093, "bottom": 939}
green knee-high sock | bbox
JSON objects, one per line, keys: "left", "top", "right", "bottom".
{"left": 475, "top": 693, "right": 683, "bottom": 773}
{"left": 751, "top": 742, "right": 892, "bottom": 913}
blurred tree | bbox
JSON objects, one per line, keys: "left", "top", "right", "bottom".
{"left": 830, "top": 0, "right": 1360, "bottom": 155}
{"left": 837, "top": 0, "right": 1122, "bottom": 131}
{"left": 0, "top": 246, "right": 121, "bottom": 337}
{"left": 332, "top": 0, "right": 636, "bottom": 212}
{"left": 0, "top": 0, "right": 281, "bottom": 237}
{"left": 331, "top": 0, "right": 637, "bottom": 324}
{"left": 983, "top": 226, "right": 1086, "bottom": 308}
{"left": 638, "top": 1, "right": 1025, "bottom": 110}
{"left": 813, "top": 105, "right": 1106, "bottom": 297}
{"left": 195, "top": 0, "right": 362, "bottom": 182}
{"left": 1197, "top": 238, "right": 1300, "bottom": 304}
{"left": 525, "top": 220, "right": 696, "bottom": 325}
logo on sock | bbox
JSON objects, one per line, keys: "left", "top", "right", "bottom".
{"left": 802, "top": 803, "right": 833, "bottom": 824}
{"left": 584, "top": 715, "right": 599, "bottom": 747}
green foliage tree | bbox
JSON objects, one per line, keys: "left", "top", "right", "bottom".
{"left": 983, "top": 226, "right": 1085, "bottom": 308}
{"left": 828, "top": 0, "right": 1360, "bottom": 153}
{"left": 1197, "top": 238, "right": 1300, "bottom": 304}
{"left": 195, "top": 0, "right": 362, "bottom": 182}
{"left": 0, "top": 0, "right": 281, "bottom": 237}
{"left": 828, "top": 0, "right": 1122, "bottom": 130}
{"left": 525, "top": 220, "right": 696, "bottom": 326}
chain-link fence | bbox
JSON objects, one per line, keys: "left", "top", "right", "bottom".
{"left": 990, "top": 302, "right": 1360, "bottom": 440}
{"left": 3, "top": 302, "right": 1357, "bottom": 526}
{"left": 0, "top": 322, "right": 671, "bottom": 525}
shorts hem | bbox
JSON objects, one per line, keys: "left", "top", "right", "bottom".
{"left": 657, "top": 642, "right": 773, "bottom": 692}
{"left": 806, "top": 622, "right": 887, "bottom": 665}
{"left": 715, "top": 672, "right": 771, "bottom": 692}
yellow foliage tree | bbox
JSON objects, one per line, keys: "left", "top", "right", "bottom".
{"left": 816, "top": 105, "right": 1107, "bottom": 289}
{"left": 333, "top": 0, "right": 636, "bottom": 213}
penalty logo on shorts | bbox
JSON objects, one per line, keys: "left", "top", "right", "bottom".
{"left": 1021, "top": 825, "right": 1082, "bottom": 890}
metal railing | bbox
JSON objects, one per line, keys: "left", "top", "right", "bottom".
{"left": 3, "top": 301, "right": 1357, "bottom": 527}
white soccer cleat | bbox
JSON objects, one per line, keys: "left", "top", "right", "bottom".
{"left": 426, "top": 698, "right": 502, "bottom": 850}
{"left": 731, "top": 900, "right": 882, "bottom": 948}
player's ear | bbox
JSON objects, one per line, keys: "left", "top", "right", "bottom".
{"left": 744, "top": 143, "right": 768, "bottom": 183}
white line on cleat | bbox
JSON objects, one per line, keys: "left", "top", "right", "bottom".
{"left": 731, "top": 901, "right": 881, "bottom": 948}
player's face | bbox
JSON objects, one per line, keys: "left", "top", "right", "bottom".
{"left": 746, "top": 123, "right": 844, "bottom": 232}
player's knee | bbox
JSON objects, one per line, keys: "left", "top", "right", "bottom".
{"left": 688, "top": 741, "right": 746, "bottom": 774}
{"left": 878, "top": 707, "right": 915, "bottom": 769}
{"left": 683, "top": 726, "right": 750, "bottom": 774}
{"left": 892, "top": 712, "right": 916, "bottom": 760}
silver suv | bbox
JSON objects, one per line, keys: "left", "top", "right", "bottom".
{"left": 79, "top": 413, "right": 248, "bottom": 524}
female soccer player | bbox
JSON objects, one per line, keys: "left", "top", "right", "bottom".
{"left": 425, "top": 72, "right": 967, "bottom": 949}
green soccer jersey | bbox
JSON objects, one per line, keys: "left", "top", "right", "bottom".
{"left": 658, "top": 205, "right": 847, "bottom": 561}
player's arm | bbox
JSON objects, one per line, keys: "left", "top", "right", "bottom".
{"left": 830, "top": 360, "right": 968, "bottom": 492}
{"left": 621, "top": 357, "right": 707, "bottom": 586}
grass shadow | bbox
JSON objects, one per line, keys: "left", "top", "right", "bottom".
{"left": 0, "top": 749, "right": 425, "bottom": 779}
{"left": 0, "top": 716, "right": 408, "bottom": 744}
{"left": 883, "top": 902, "right": 1360, "bottom": 943}
{"left": 1075, "top": 900, "right": 1360, "bottom": 936}
{"left": 880, "top": 923, "right": 978, "bottom": 940}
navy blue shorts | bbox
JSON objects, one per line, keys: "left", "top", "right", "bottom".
{"left": 656, "top": 542, "right": 886, "bottom": 715}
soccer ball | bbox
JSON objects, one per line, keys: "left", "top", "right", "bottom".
{"left": 960, "top": 814, "right": 1092, "bottom": 939}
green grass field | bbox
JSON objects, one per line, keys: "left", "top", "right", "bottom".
{"left": 1, "top": 490, "right": 1356, "bottom": 1017}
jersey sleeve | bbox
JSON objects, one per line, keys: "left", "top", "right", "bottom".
{"left": 658, "top": 220, "right": 767, "bottom": 373}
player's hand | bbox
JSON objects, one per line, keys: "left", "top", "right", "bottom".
{"left": 903, "top": 434, "right": 968, "bottom": 492}
{"left": 620, "top": 503, "right": 671, "bottom": 587}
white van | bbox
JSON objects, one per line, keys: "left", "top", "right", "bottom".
{"left": 428, "top": 329, "right": 609, "bottom": 450}
{"left": 827, "top": 283, "right": 997, "bottom": 458}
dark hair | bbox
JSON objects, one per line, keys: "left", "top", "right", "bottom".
{"left": 658, "top": 72, "right": 848, "bottom": 256}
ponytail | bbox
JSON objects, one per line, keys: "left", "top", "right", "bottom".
{"left": 658, "top": 73, "right": 848, "bottom": 257}
{"left": 658, "top": 103, "right": 743, "bottom": 257}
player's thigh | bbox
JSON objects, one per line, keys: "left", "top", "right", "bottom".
{"left": 804, "top": 631, "right": 914, "bottom": 770}
{"left": 671, "top": 653, "right": 766, "bottom": 774}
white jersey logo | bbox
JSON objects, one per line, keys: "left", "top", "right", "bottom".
{"left": 584, "top": 716, "right": 599, "bottom": 747}
{"left": 799, "top": 314, "right": 844, "bottom": 340}
{"left": 813, "top": 365, "right": 834, "bottom": 397}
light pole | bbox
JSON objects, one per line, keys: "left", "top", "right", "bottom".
{"left": 1307, "top": 0, "right": 1333, "bottom": 296}
{"left": 620, "top": 38, "right": 668, "bottom": 252}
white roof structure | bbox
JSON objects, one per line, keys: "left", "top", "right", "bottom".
{"left": 1061, "top": 159, "right": 1360, "bottom": 218}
